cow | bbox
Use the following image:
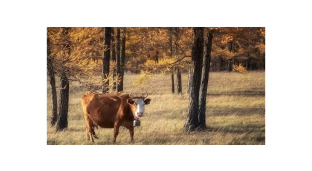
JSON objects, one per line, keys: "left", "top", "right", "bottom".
{"left": 81, "top": 92, "right": 151, "bottom": 144}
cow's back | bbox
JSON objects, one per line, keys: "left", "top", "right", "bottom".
{"left": 83, "top": 93, "right": 123, "bottom": 128}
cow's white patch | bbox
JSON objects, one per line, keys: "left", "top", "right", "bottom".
{"left": 134, "top": 98, "right": 145, "bottom": 117}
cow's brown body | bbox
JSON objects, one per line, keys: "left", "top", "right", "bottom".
{"left": 81, "top": 92, "right": 150, "bottom": 143}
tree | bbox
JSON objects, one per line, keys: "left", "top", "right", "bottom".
{"left": 47, "top": 27, "right": 105, "bottom": 131}
{"left": 168, "top": 27, "right": 175, "bottom": 94}
{"left": 174, "top": 27, "right": 182, "bottom": 94}
{"left": 184, "top": 27, "right": 204, "bottom": 132}
{"left": 102, "top": 27, "right": 112, "bottom": 93}
{"left": 111, "top": 28, "right": 117, "bottom": 91}
{"left": 119, "top": 27, "right": 126, "bottom": 91}
{"left": 198, "top": 29, "right": 213, "bottom": 129}
{"left": 56, "top": 27, "right": 70, "bottom": 131}
{"left": 116, "top": 27, "right": 121, "bottom": 92}
{"left": 47, "top": 37, "right": 57, "bottom": 126}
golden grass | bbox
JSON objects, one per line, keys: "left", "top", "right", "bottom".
{"left": 47, "top": 71, "right": 265, "bottom": 145}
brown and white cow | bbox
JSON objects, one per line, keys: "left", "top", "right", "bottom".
{"left": 81, "top": 92, "right": 151, "bottom": 143}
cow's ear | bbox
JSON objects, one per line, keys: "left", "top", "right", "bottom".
{"left": 127, "top": 98, "right": 135, "bottom": 105}
{"left": 144, "top": 98, "right": 151, "bottom": 105}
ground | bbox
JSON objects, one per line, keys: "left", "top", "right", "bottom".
{"left": 47, "top": 71, "right": 265, "bottom": 145}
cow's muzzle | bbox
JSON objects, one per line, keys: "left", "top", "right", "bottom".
{"left": 136, "top": 112, "right": 144, "bottom": 117}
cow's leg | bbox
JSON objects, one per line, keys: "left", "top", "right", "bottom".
{"left": 128, "top": 126, "right": 134, "bottom": 143}
{"left": 113, "top": 123, "right": 121, "bottom": 144}
{"left": 83, "top": 116, "right": 92, "bottom": 141}
{"left": 92, "top": 125, "right": 99, "bottom": 139}
{"left": 83, "top": 114, "right": 95, "bottom": 142}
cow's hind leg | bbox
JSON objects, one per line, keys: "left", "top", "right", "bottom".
{"left": 92, "top": 125, "right": 99, "bottom": 139}
{"left": 84, "top": 114, "right": 97, "bottom": 142}
{"left": 113, "top": 123, "right": 121, "bottom": 144}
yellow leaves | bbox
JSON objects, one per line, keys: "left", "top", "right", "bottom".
{"left": 232, "top": 63, "right": 247, "bottom": 73}
{"left": 47, "top": 27, "right": 104, "bottom": 77}
{"left": 133, "top": 70, "right": 152, "bottom": 89}
{"left": 142, "top": 56, "right": 177, "bottom": 73}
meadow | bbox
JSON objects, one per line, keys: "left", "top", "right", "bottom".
{"left": 47, "top": 71, "right": 265, "bottom": 145}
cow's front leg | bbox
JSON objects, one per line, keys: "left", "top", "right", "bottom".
{"left": 128, "top": 126, "right": 134, "bottom": 143}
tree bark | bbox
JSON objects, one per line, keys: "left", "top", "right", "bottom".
{"left": 47, "top": 58, "right": 57, "bottom": 126}
{"left": 227, "top": 60, "right": 232, "bottom": 72}
{"left": 111, "top": 28, "right": 116, "bottom": 62}
{"left": 102, "top": 27, "right": 111, "bottom": 93}
{"left": 168, "top": 27, "right": 175, "bottom": 94}
{"left": 116, "top": 28, "right": 121, "bottom": 92}
{"left": 119, "top": 28, "right": 126, "bottom": 92}
{"left": 56, "top": 27, "right": 70, "bottom": 131}
{"left": 111, "top": 28, "right": 116, "bottom": 91}
{"left": 174, "top": 28, "right": 182, "bottom": 94}
{"left": 56, "top": 72, "right": 69, "bottom": 131}
{"left": 47, "top": 38, "right": 57, "bottom": 126}
{"left": 177, "top": 68, "right": 182, "bottom": 94}
{"left": 184, "top": 27, "right": 204, "bottom": 132}
{"left": 171, "top": 72, "right": 175, "bottom": 94}
{"left": 198, "top": 30, "right": 213, "bottom": 129}
{"left": 187, "top": 65, "right": 192, "bottom": 94}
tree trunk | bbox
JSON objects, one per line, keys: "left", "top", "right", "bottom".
{"left": 227, "top": 60, "right": 232, "bottom": 72}
{"left": 198, "top": 30, "right": 213, "bottom": 129}
{"left": 187, "top": 65, "right": 192, "bottom": 94}
{"left": 171, "top": 72, "right": 175, "bottom": 94}
{"left": 56, "top": 72, "right": 69, "bottom": 131}
{"left": 119, "top": 28, "right": 126, "bottom": 92}
{"left": 168, "top": 27, "right": 175, "bottom": 94}
{"left": 111, "top": 28, "right": 116, "bottom": 91}
{"left": 47, "top": 58, "right": 57, "bottom": 126}
{"left": 184, "top": 27, "right": 204, "bottom": 132}
{"left": 116, "top": 28, "right": 121, "bottom": 92}
{"left": 111, "top": 28, "right": 116, "bottom": 61}
{"left": 47, "top": 38, "right": 57, "bottom": 126}
{"left": 102, "top": 27, "right": 111, "bottom": 93}
{"left": 177, "top": 68, "right": 182, "bottom": 94}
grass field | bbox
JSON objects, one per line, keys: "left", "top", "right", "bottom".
{"left": 47, "top": 71, "right": 265, "bottom": 145}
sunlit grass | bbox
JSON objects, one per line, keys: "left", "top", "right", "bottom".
{"left": 47, "top": 71, "right": 265, "bottom": 145}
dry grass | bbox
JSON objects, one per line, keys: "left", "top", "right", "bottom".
{"left": 47, "top": 71, "right": 265, "bottom": 145}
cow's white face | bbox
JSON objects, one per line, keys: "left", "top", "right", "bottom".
{"left": 127, "top": 98, "right": 151, "bottom": 118}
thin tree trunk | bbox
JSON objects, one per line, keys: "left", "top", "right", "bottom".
{"left": 119, "top": 28, "right": 126, "bottom": 92}
{"left": 227, "top": 60, "right": 232, "bottom": 72}
{"left": 198, "top": 30, "right": 213, "bottom": 129}
{"left": 47, "top": 38, "right": 57, "bottom": 126}
{"left": 171, "top": 72, "right": 175, "bottom": 94}
{"left": 56, "top": 27, "right": 70, "bottom": 131}
{"left": 111, "top": 28, "right": 116, "bottom": 91}
{"left": 116, "top": 28, "right": 121, "bottom": 92}
{"left": 168, "top": 27, "right": 175, "bottom": 94}
{"left": 174, "top": 28, "right": 182, "bottom": 94}
{"left": 177, "top": 68, "right": 182, "bottom": 94}
{"left": 47, "top": 58, "right": 57, "bottom": 126}
{"left": 56, "top": 72, "right": 69, "bottom": 131}
{"left": 102, "top": 27, "right": 111, "bottom": 93}
{"left": 184, "top": 27, "right": 204, "bottom": 132}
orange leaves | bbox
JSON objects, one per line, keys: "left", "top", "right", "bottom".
{"left": 47, "top": 27, "right": 104, "bottom": 84}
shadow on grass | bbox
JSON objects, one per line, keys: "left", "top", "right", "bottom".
{"left": 209, "top": 107, "right": 265, "bottom": 116}
{"left": 208, "top": 88, "right": 265, "bottom": 97}
{"left": 209, "top": 123, "right": 264, "bottom": 134}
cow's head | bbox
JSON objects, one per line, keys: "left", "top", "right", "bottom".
{"left": 127, "top": 94, "right": 151, "bottom": 118}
